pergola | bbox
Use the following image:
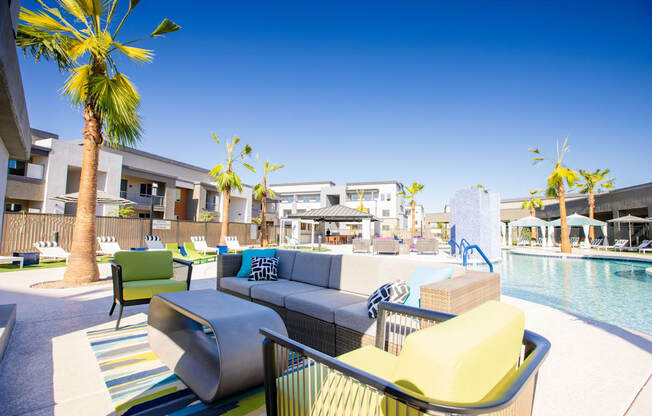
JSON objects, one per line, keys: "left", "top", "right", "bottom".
{"left": 547, "top": 213, "right": 607, "bottom": 248}
{"left": 282, "top": 205, "right": 380, "bottom": 247}
{"left": 506, "top": 216, "right": 549, "bottom": 247}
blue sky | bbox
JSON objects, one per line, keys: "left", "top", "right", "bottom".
{"left": 17, "top": 1, "right": 652, "bottom": 211}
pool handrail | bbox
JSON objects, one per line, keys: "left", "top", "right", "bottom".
{"left": 462, "top": 244, "right": 494, "bottom": 272}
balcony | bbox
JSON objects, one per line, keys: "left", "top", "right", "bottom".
{"left": 126, "top": 194, "right": 164, "bottom": 209}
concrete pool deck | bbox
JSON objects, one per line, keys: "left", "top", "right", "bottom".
{"left": 0, "top": 262, "right": 650, "bottom": 415}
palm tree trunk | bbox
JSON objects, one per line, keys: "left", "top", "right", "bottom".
{"left": 219, "top": 187, "right": 230, "bottom": 246}
{"left": 62, "top": 105, "right": 101, "bottom": 286}
{"left": 530, "top": 206, "right": 537, "bottom": 239}
{"left": 261, "top": 197, "right": 267, "bottom": 247}
{"left": 588, "top": 191, "right": 595, "bottom": 241}
{"left": 411, "top": 200, "right": 416, "bottom": 238}
{"left": 559, "top": 183, "right": 571, "bottom": 253}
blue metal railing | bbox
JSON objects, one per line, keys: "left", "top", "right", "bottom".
{"left": 460, "top": 238, "right": 471, "bottom": 252}
{"left": 448, "top": 239, "right": 461, "bottom": 256}
{"left": 462, "top": 244, "right": 494, "bottom": 272}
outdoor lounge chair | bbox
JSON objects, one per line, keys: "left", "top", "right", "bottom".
{"left": 517, "top": 237, "right": 530, "bottom": 246}
{"left": 373, "top": 238, "right": 399, "bottom": 255}
{"left": 260, "top": 301, "right": 550, "bottom": 416}
{"left": 570, "top": 236, "right": 580, "bottom": 247}
{"left": 97, "top": 236, "right": 122, "bottom": 256}
{"left": 110, "top": 250, "right": 192, "bottom": 329}
{"left": 622, "top": 239, "right": 652, "bottom": 252}
{"left": 352, "top": 238, "right": 370, "bottom": 253}
{"left": 590, "top": 238, "right": 604, "bottom": 248}
{"left": 285, "top": 235, "right": 299, "bottom": 248}
{"left": 190, "top": 236, "right": 218, "bottom": 254}
{"left": 416, "top": 238, "right": 438, "bottom": 254}
{"left": 144, "top": 235, "right": 166, "bottom": 250}
{"left": 33, "top": 241, "right": 70, "bottom": 263}
{"left": 226, "top": 236, "right": 243, "bottom": 252}
{"left": 600, "top": 239, "right": 628, "bottom": 251}
{"left": 165, "top": 243, "right": 192, "bottom": 260}
{"left": 182, "top": 241, "right": 214, "bottom": 263}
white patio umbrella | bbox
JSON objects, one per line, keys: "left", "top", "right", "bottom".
{"left": 608, "top": 215, "right": 652, "bottom": 247}
{"left": 52, "top": 190, "right": 134, "bottom": 206}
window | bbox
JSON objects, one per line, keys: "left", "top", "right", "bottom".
{"left": 120, "top": 179, "right": 128, "bottom": 198}
{"left": 175, "top": 188, "right": 182, "bottom": 202}
{"left": 386, "top": 193, "right": 391, "bottom": 201}
{"left": 138, "top": 212, "right": 150, "bottom": 219}
{"left": 382, "top": 225, "right": 390, "bottom": 231}
{"left": 348, "top": 193, "right": 359, "bottom": 201}
{"left": 382, "top": 209, "right": 390, "bottom": 217}
{"left": 140, "top": 183, "right": 152, "bottom": 197}
{"left": 5, "top": 203, "right": 22, "bottom": 212}
{"left": 8, "top": 160, "right": 26, "bottom": 176}
{"left": 299, "top": 194, "right": 320, "bottom": 203}
{"left": 280, "top": 195, "right": 294, "bottom": 203}
{"left": 282, "top": 209, "right": 292, "bottom": 217}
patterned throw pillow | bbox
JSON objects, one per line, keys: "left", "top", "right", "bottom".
{"left": 249, "top": 257, "right": 279, "bottom": 281}
{"left": 367, "top": 280, "right": 410, "bottom": 318}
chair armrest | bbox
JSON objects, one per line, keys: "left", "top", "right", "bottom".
{"left": 216, "top": 254, "right": 243, "bottom": 289}
{"left": 109, "top": 260, "right": 124, "bottom": 302}
{"left": 172, "top": 258, "right": 193, "bottom": 289}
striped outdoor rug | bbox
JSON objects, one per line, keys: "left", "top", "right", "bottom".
{"left": 86, "top": 321, "right": 266, "bottom": 416}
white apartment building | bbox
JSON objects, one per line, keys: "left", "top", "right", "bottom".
{"left": 270, "top": 180, "right": 410, "bottom": 233}
{"left": 4, "top": 129, "right": 253, "bottom": 222}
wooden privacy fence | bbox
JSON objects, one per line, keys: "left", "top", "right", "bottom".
{"left": 0, "top": 212, "right": 277, "bottom": 255}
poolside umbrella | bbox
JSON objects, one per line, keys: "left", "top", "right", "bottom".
{"left": 52, "top": 190, "right": 134, "bottom": 206}
{"left": 608, "top": 215, "right": 652, "bottom": 247}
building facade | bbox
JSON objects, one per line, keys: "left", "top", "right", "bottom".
{"left": 270, "top": 180, "right": 410, "bottom": 233}
{"left": 4, "top": 129, "right": 253, "bottom": 223}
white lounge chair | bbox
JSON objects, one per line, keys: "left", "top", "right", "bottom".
{"left": 589, "top": 238, "right": 603, "bottom": 248}
{"left": 285, "top": 235, "right": 299, "bottom": 248}
{"left": 225, "top": 236, "right": 243, "bottom": 252}
{"left": 97, "top": 236, "right": 122, "bottom": 256}
{"left": 33, "top": 241, "right": 70, "bottom": 263}
{"left": 145, "top": 235, "right": 166, "bottom": 250}
{"left": 569, "top": 236, "right": 580, "bottom": 247}
{"left": 627, "top": 240, "right": 652, "bottom": 252}
{"left": 517, "top": 237, "right": 530, "bottom": 246}
{"left": 190, "top": 236, "right": 218, "bottom": 254}
{"left": 602, "top": 239, "right": 628, "bottom": 251}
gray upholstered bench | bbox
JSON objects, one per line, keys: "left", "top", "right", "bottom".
{"left": 147, "top": 290, "right": 287, "bottom": 403}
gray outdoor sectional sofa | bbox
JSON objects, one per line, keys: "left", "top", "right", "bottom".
{"left": 217, "top": 249, "right": 500, "bottom": 356}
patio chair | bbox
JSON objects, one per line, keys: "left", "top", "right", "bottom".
{"left": 517, "top": 237, "right": 530, "bottom": 246}
{"left": 601, "top": 239, "right": 628, "bottom": 251}
{"left": 416, "top": 238, "right": 438, "bottom": 254}
{"left": 165, "top": 243, "right": 192, "bottom": 260}
{"left": 97, "top": 236, "right": 122, "bottom": 256}
{"left": 226, "top": 236, "right": 243, "bottom": 252}
{"left": 190, "top": 236, "right": 218, "bottom": 254}
{"left": 109, "top": 250, "right": 192, "bottom": 329}
{"left": 589, "top": 238, "right": 603, "bottom": 248}
{"left": 260, "top": 301, "right": 550, "bottom": 416}
{"left": 570, "top": 236, "right": 580, "bottom": 247}
{"left": 373, "top": 238, "right": 399, "bottom": 255}
{"left": 624, "top": 239, "right": 652, "bottom": 252}
{"left": 352, "top": 238, "right": 370, "bottom": 253}
{"left": 144, "top": 235, "right": 166, "bottom": 250}
{"left": 33, "top": 241, "right": 70, "bottom": 263}
{"left": 182, "top": 241, "right": 214, "bottom": 263}
{"left": 285, "top": 235, "right": 299, "bottom": 248}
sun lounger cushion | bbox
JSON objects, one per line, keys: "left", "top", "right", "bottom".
{"left": 250, "top": 280, "right": 322, "bottom": 307}
{"left": 403, "top": 266, "right": 454, "bottom": 308}
{"left": 391, "top": 300, "right": 525, "bottom": 403}
{"left": 275, "top": 249, "right": 297, "bottom": 279}
{"left": 114, "top": 251, "right": 173, "bottom": 281}
{"left": 220, "top": 277, "right": 277, "bottom": 297}
{"left": 285, "top": 289, "right": 367, "bottom": 322}
{"left": 122, "top": 279, "right": 187, "bottom": 301}
{"left": 237, "top": 248, "right": 276, "bottom": 277}
{"left": 290, "top": 252, "right": 332, "bottom": 287}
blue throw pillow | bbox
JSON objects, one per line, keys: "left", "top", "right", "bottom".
{"left": 237, "top": 248, "right": 277, "bottom": 277}
{"left": 403, "top": 266, "right": 454, "bottom": 307}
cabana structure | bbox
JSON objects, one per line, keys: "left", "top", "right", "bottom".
{"left": 507, "top": 216, "right": 549, "bottom": 247}
{"left": 282, "top": 205, "right": 380, "bottom": 248}
{"left": 547, "top": 213, "right": 607, "bottom": 248}
{"left": 608, "top": 214, "right": 652, "bottom": 248}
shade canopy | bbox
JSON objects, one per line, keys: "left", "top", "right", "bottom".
{"left": 52, "top": 190, "right": 134, "bottom": 206}
{"left": 286, "top": 204, "right": 379, "bottom": 222}
{"left": 547, "top": 213, "right": 606, "bottom": 227}
{"left": 509, "top": 216, "right": 548, "bottom": 227}
{"left": 607, "top": 215, "right": 652, "bottom": 224}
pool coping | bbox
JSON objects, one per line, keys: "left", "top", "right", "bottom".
{"left": 505, "top": 248, "right": 652, "bottom": 265}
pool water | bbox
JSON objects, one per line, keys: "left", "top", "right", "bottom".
{"left": 477, "top": 252, "right": 652, "bottom": 334}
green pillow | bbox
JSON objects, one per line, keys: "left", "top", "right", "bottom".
{"left": 237, "top": 248, "right": 276, "bottom": 277}
{"left": 403, "top": 266, "right": 453, "bottom": 307}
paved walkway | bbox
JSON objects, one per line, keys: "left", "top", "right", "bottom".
{"left": 0, "top": 261, "right": 650, "bottom": 415}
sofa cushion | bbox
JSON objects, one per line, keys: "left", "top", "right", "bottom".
{"left": 391, "top": 300, "right": 525, "bottom": 403}
{"left": 220, "top": 276, "right": 277, "bottom": 297}
{"left": 291, "top": 252, "right": 332, "bottom": 287}
{"left": 122, "top": 279, "right": 186, "bottom": 301}
{"left": 275, "top": 249, "right": 297, "bottom": 279}
{"left": 334, "top": 301, "right": 377, "bottom": 336}
{"left": 403, "top": 266, "right": 454, "bottom": 308}
{"left": 114, "top": 250, "right": 173, "bottom": 281}
{"left": 250, "top": 280, "right": 323, "bottom": 307}
{"left": 237, "top": 248, "right": 276, "bottom": 277}
{"left": 337, "top": 345, "right": 397, "bottom": 381}
{"left": 285, "top": 289, "right": 366, "bottom": 323}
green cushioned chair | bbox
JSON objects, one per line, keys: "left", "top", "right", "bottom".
{"left": 110, "top": 250, "right": 192, "bottom": 329}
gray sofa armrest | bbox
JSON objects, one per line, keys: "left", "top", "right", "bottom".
{"left": 216, "top": 254, "right": 243, "bottom": 290}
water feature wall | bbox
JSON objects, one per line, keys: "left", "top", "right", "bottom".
{"left": 450, "top": 188, "right": 501, "bottom": 260}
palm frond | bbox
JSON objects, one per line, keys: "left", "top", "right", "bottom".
{"left": 112, "top": 42, "right": 153, "bottom": 63}
{"left": 151, "top": 18, "right": 181, "bottom": 37}
{"left": 17, "top": 24, "right": 77, "bottom": 69}
{"left": 61, "top": 64, "right": 91, "bottom": 104}
{"left": 243, "top": 162, "right": 255, "bottom": 173}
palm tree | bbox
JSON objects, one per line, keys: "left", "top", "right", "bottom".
{"left": 521, "top": 189, "right": 543, "bottom": 239}
{"left": 577, "top": 169, "right": 614, "bottom": 241}
{"left": 356, "top": 189, "right": 366, "bottom": 212}
{"left": 399, "top": 182, "right": 425, "bottom": 238}
{"left": 253, "top": 161, "right": 284, "bottom": 247}
{"left": 17, "top": 1, "right": 179, "bottom": 286}
{"left": 530, "top": 138, "right": 578, "bottom": 253}
{"left": 210, "top": 134, "right": 255, "bottom": 245}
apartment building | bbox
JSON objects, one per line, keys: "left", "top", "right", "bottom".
{"left": 269, "top": 180, "right": 409, "bottom": 232}
{"left": 4, "top": 129, "right": 252, "bottom": 222}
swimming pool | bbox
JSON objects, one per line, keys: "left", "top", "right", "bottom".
{"left": 488, "top": 252, "right": 652, "bottom": 334}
